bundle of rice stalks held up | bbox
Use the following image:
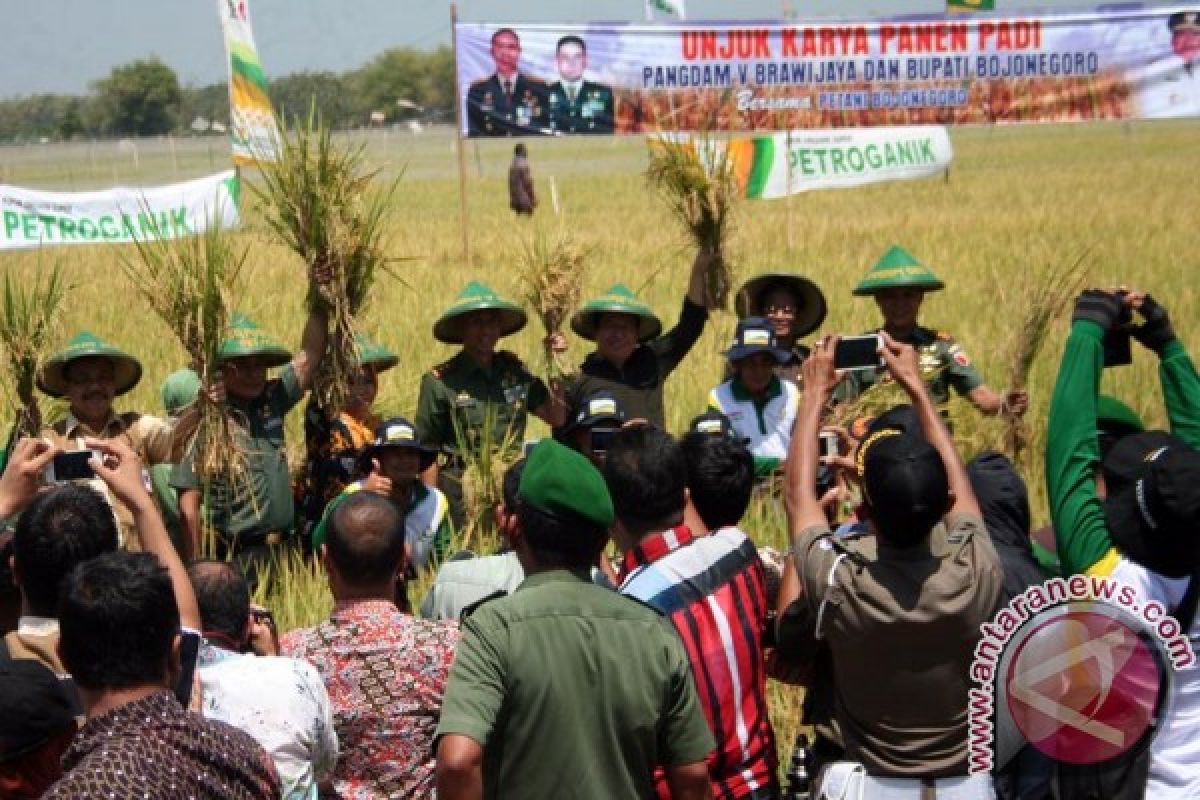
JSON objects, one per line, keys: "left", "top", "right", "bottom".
{"left": 0, "top": 257, "right": 69, "bottom": 437}
{"left": 122, "top": 217, "right": 249, "bottom": 506}
{"left": 254, "top": 111, "right": 399, "bottom": 414}
{"left": 1001, "top": 251, "right": 1089, "bottom": 461}
{"left": 646, "top": 132, "right": 737, "bottom": 310}
{"left": 516, "top": 228, "right": 587, "bottom": 385}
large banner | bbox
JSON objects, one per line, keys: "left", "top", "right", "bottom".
{"left": 455, "top": 6, "right": 1200, "bottom": 137}
{"left": 0, "top": 171, "right": 240, "bottom": 251}
{"left": 218, "top": 0, "right": 280, "bottom": 165}
{"left": 716, "top": 126, "right": 953, "bottom": 197}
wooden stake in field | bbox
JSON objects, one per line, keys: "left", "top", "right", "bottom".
{"left": 515, "top": 227, "right": 587, "bottom": 386}
{"left": 121, "top": 214, "right": 250, "bottom": 526}
{"left": 0, "top": 256, "right": 69, "bottom": 438}
{"left": 253, "top": 111, "right": 398, "bottom": 415}
{"left": 646, "top": 130, "right": 738, "bottom": 310}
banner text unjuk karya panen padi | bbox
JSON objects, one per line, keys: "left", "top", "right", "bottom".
{"left": 454, "top": 5, "right": 1200, "bottom": 136}
{"left": 0, "top": 171, "right": 240, "bottom": 251}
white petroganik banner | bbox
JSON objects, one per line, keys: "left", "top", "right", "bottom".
{"left": 737, "top": 125, "right": 953, "bottom": 197}
{"left": 0, "top": 170, "right": 240, "bottom": 251}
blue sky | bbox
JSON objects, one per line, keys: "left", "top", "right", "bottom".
{"left": 3, "top": 0, "right": 1150, "bottom": 97}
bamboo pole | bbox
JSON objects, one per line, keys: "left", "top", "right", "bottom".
{"left": 450, "top": 3, "right": 471, "bottom": 263}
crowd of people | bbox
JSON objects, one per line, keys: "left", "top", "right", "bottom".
{"left": 0, "top": 243, "right": 1197, "bottom": 800}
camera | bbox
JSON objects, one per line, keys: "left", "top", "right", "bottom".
{"left": 43, "top": 450, "right": 99, "bottom": 483}
{"left": 589, "top": 426, "right": 619, "bottom": 455}
{"left": 1102, "top": 291, "right": 1134, "bottom": 368}
{"left": 834, "top": 334, "right": 883, "bottom": 371}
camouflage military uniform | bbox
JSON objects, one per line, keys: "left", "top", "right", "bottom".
{"left": 835, "top": 326, "right": 983, "bottom": 407}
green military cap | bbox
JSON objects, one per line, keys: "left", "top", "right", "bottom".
{"left": 1097, "top": 394, "right": 1144, "bottom": 436}
{"left": 571, "top": 284, "right": 662, "bottom": 342}
{"left": 735, "top": 273, "right": 828, "bottom": 338}
{"left": 161, "top": 368, "right": 201, "bottom": 415}
{"left": 354, "top": 332, "right": 398, "bottom": 372}
{"left": 217, "top": 313, "right": 292, "bottom": 367}
{"left": 852, "top": 246, "right": 945, "bottom": 296}
{"left": 433, "top": 282, "right": 527, "bottom": 345}
{"left": 37, "top": 331, "right": 143, "bottom": 398}
{"left": 519, "top": 439, "right": 614, "bottom": 528}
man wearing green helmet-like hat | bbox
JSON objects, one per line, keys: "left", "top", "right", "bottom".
{"left": 416, "top": 281, "right": 566, "bottom": 528}
{"left": 298, "top": 332, "right": 400, "bottom": 541}
{"left": 38, "top": 331, "right": 189, "bottom": 549}
{"left": 563, "top": 252, "right": 711, "bottom": 430}
{"left": 836, "top": 245, "right": 1028, "bottom": 417}
{"left": 172, "top": 295, "right": 328, "bottom": 568}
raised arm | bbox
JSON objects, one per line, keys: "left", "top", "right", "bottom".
{"left": 879, "top": 332, "right": 979, "bottom": 517}
{"left": 785, "top": 337, "right": 838, "bottom": 534}
{"left": 87, "top": 437, "right": 201, "bottom": 630}
{"left": 650, "top": 252, "right": 711, "bottom": 375}
{"left": 1130, "top": 292, "right": 1200, "bottom": 448}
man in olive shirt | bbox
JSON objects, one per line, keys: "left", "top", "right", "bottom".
{"left": 416, "top": 281, "right": 565, "bottom": 527}
{"left": 565, "top": 252, "right": 711, "bottom": 430}
{"left": 784, "top": 334, "right": 1001, "bottom": 790}
{"left": 435, "top": 440, "right": 713, "bottom": 800}
{"left": 174, "top": 305, "right": 327, "bottom": 570}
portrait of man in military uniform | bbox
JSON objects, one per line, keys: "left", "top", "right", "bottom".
{"left": 546, "top": 35, "right": 615, "bottom": 135}
{"left": 467, "top": 28, "right": 548, "bottom": 136}
{"left": 1134, "top": 11, "right": 1200, "bottom": 119}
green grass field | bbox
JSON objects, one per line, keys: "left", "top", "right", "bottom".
{"left": 4, "top": 120, "right": 1199, "bottom": 762}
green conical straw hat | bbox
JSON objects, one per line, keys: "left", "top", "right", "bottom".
{"left": 433, "top": 281, "right": 527, "bottom": 345}
{"left": 852, "top": 245, "right": 945, "bottom": 296}
{"left": 217, "top": 313, "right": 292, "bottom": 367}
{"left": 571, "top": 284, "right": 662, "bottom": 342}
{"left": 354, "top": 332, "right": 398, "bottom": 372}
{"left": 37, "top": 331, "right": 143, "bottom": 398}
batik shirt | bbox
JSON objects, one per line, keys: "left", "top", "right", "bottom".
{"left": 44, "top": 690, "right": 280, "bottom": 800}
{"left": 281, "top": 600, "right": 460, "bottom": 799}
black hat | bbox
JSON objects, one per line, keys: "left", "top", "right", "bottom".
{"left": 688, "top": 409, "right": 739, "bottom": 440}
{"left": 858, "top": 428, "right": 948, "bottom": 547}
{"left": 360, "top": 417, "right": 437, "bottom": 473}
{"left": 1103, "top": 432, "right": 1200, "bottom": 578}
{"left": 723, "top": 317, "right": 792, "bottom": 364}
{"left": 565, "top": 391, "right": 626, "bottom": 435}
{"left": 735, "top": 273, "right": 828, "bottom": 338}
{"left": 0, "top": 660, "right": 76, "bottom": 763}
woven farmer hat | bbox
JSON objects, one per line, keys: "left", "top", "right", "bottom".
{"left": 37, "top": 331, "right": 143, "bottom": 397}
{"left": 217, "top": 313, "right": 292, "bottom": 367}
{"left": 735, "top": 272, "right": 828, "bottom": 338}
{"left": 571, "top": 284, "right": 662, "bottom": 342}
{"left": 852, "top": 246, "right": 945, "bottom": 296}
{"left": 433, "top": 282, "right": 527, "bottom": 345}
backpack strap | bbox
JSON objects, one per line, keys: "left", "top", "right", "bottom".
{"left": 814, "top": 552, "right": 849, "bottom": 642}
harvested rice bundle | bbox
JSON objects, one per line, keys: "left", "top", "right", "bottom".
{"left": 254, "top": 112, "right": 398, "bottom": 414}
{"left": 0, "top": 257, "right": 69, "bottom": 437}
{"left": 646, "top": 132, "right": 737, "bottom": 310}
{"left": 516, "top": 227, "right": 587, "bottom": 384}
{"left": 122, "top": 218, "right": 248, "bottom": 496}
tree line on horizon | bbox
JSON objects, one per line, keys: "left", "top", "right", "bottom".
{"left": 0, "top": 47, "right": 456, "bottom": 143}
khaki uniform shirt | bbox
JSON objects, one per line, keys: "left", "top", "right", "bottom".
{"left": 171, "top": 365, "right": 303, "bottom": 539}
{"left": 415, "top": 351, "right": 548, "bottom": 460}
{"left": 436, "top": 569, "right": 715, "bottom": 799}
{"left": 42, "top": 411, "right": 174, "bottom": 550}
{"left": 792, "top": 513, "right": 1003, "bottom": 777}
{"left": 835, "top": 325, "right": 984, "bottom": 407}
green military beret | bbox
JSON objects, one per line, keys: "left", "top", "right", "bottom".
{"left": 354, "top": 332, "right": 399, "bottom": 373}
{"left": 218, "top": 313, "right": 292, "bottom": 367}
{"left": 433, "top": 282, "right": 527, "bottom": 345}
{"left": 852, "top": 245, "right": 945, "bottom": 296}
{"left": 37, "top": 331, "right": 143, "bottom": 398}
{"left": 571, "top": 283, "right": 662, "bottom": 342}
{"left": 519, "top": 439, "right": 614, "bottom": 528}
{"left": 1097, "top": 394, "right": 1144, "bottom": 436}
{"left": 161, "top": 368, "right": 201, "bottom": 415}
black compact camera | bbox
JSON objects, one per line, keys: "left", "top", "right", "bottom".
{"left": 1102, "top": 291, "right": 1133, "bottom": 368}
{"left": 590, "top": 426, "right": 619, "bottom": 455}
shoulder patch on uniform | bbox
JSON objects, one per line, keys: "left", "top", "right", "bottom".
{"left": 469, "top": 76, "right": 491, "bottom": 88}
{"left": 459, "top": 590, "right": 508, "bottom": 621}
{"left": 430, "top": 360, "right": 452, "bottom": 380}
{"left": 936, "top": 330, "right": 954, "bottom": 342}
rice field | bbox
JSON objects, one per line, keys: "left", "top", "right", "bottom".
{"left": 3, "top": 119, "right": 1199, "bottom": 764}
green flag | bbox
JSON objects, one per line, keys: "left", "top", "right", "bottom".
{"left": 947, "top": 0, "right": 994, "bottom": 11}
